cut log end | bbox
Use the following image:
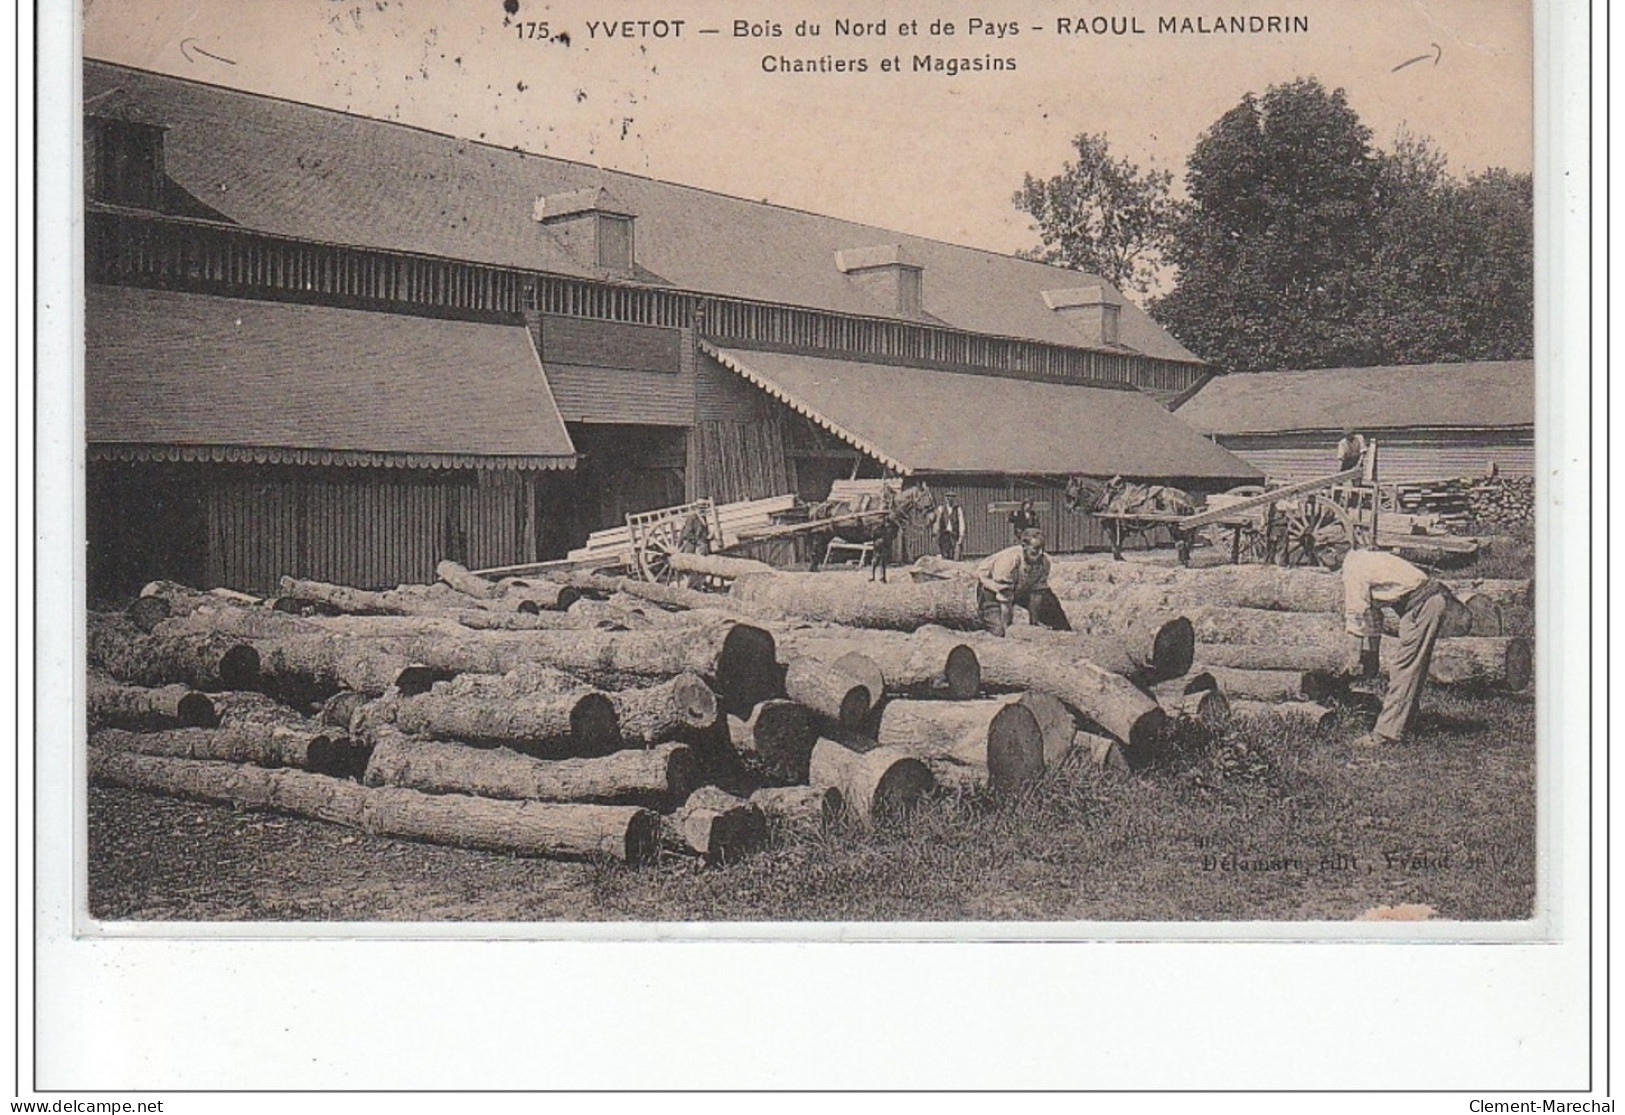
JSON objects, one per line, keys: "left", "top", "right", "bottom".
{"left": 943, "top": 644, "right": 981, "bottom": 699}
{"left": 1125, "top": 707, "right": 1169, "bottom": 755}
{"left": 175, "top": 692, "right": 221, "bottom": 728}
{"left": 671, "top": 673, "right": 720, "bottom": 730}
{"left": 986, "top": 703, "right": 1046, "bottom": 791}
{"left": 623, "top": 810, "right": 661, "bottom": 866}
{"left": 871, "top": 757, "right": 935, "bottom": 817}
{"left": 832, "top": 652, "right": 886, "bottom": 707}
{"left": 126, "top": 595, "right": 171, "bottom": 633}
{"left": 569, "top": 692, "right": 622, "bottom": 757}
{"left": 1150, "top": 616, "right": 1196, "bottom": 680}
{"left": 393, "top": 664, "right": 456, "bottom": 697}
{"left": 1505, "top": 637, "right": 1533, "bottom": 692}
{"left": 218, "top": 645, "right": 262, "bottom": 691}
{"left": 713, "top": 624, "right": 781, "bottom": 715}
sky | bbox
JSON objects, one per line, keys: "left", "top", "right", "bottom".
{"left": 81, "top": 0, "right": 1534, "bottom": 258}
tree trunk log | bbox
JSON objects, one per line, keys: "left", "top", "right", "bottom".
{"left": 1195, "top": 636, "right": 1532, "bottom": 691}
{"left": 1227, "top": 700, "right": 1337, "bottom": 730}
{"left": 88, "top": 748, "right": 658, "bottom": 863}
{"left": 1456, "top": 592, "right": 1504, "bottom": 636}
{"left": 808, "top": 739, "right": 935, "bottom": 824}
{"left": 87, "top": 675, "right": 220, "bottom": 729}
{"left": 1197, "top": 666, "right": 1314, "bottom": 702}
{"left": 771, "top": 627, "right": 981, "bottom": 699}
{"left": 1412, "top": 635, "right": 1533, "bottom": 691}
{"left": 962, "top": 634, "right": 1167, "bottom": 752}
{"left": 731, "top": 572, "right": 981, "bottom": 631}
{"left": 455, "top": 610, "right": 583, "bottom": 631}
{"left": 831, "top": 653, "right": 886, "bottom": 708}
{"left": 783, "top": 658, "right": 873, "bottom": 730}
{"left": 727, "top": 700, "right": 820, "bottom": 784}
{"left": 1077, "top": 729, "right": 1132, "bottom": 775}
{"left": 608, "top": 673, "right": 719, "bottom": 744}
{"left": 1002, "top": 620, "right": 1193, "bottom": 682}
{"left": 660, "top": 786, "right": 768, "bottom": 863}
{"left": 1048, "top": 606, "right": 1195, "bottom": 679}
{"left": 1047, "top": 565, "right": 1345, "bottom": 611}
{"left": 875, "top": 699, "right": 1045, "bottom": 792}
{"left": 1443, "top": 578, "right": 1532, "bottom": 610}
{"left": 749, "top": 785, "right": 841, "bottom": 831}
{"left": 89, "top": 614, "right": 261, "bottom": 692}
{"left": 996, "top": 691, "right": 1075, "bottom": 768}
{"left": 442, "top": 664, "right": 590, "bottom": 700}
{"left": 1155, "top": 688, "right": 1230, "bottom": 728}
{"left": 435, "top": 560, "right": 502, "bottom": 599}
{"left": 372, "top": 686, "right": 621, "bottom": 758}
{"left": 90, "top": 722, "right": 366, "bottom": 778}
{"left": 666, "top": 552, "right": 777, "bottom": 579}
{"left": 278, "top": 576, "right": 492, "bottom": 617}
{"left": 249, "top": 632, "right": 417, "bottom": 701}
{"left": 362, "top": 726, "right": 696, "bottom": 807}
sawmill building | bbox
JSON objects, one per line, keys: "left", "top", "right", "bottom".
{"left": 1171, "top": 361, "right": 1535, "bottom": 484}
{"left": 83, "top": 59, "right": 1260, "bottom": 599}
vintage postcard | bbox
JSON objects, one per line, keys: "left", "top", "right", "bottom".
{"left": 29, "top": 0, "right": 1596, "bottom": 1091}
{"left": 67, "top": 0, "right": 1554, "bottom": 928}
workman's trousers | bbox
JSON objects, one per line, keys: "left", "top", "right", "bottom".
{"left": 936, "top": 534, "right": 957, "bottom": 559}
{"left": 977, "top": 585, "right": 1072, "bottom": 636}
{"left": 1374, "top": 590, "right": 1448, "bottom": 742}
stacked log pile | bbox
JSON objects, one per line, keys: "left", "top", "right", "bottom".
{"left": 92, "top": 547, "right": 1207, "bottom": 860}
{"left": 90, "top": 541, "right": 1527, "bottom": 860}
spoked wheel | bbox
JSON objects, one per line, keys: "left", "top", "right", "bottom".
{"left": 634, "top": 521, "right": 687, "bottom": 584}
{"left": 1278, "top": 495, "right": 1356, "bottom": 569}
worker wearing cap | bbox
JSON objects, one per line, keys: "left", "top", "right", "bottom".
{"left": 975, "top": 528, "right": 1072, "bottom": 636}
{"left": 1339, "top": 548, "right": 1472, "bottom": 748}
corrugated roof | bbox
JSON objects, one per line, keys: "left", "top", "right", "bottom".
{"left": 1173, "top": 361, "right": 1535, "bottom": 436}
{"left": 85, "top": 284, "right": 576, "bottom": 468}
{"left": 704, "top": 344, "right": 1261, "bottom": 481}
{"left": 83, "top": 60, "right": 1203, "bottom": 365}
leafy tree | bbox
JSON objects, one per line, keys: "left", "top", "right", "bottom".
{"left": 1013, "top": 133, "right": 1174, "bottom": 297}
{"left": 1146, "top": 79, "right": 1533, "bottom": 371}
{"left": 1150, "top": 78, "right": 1384, "bottom": 371}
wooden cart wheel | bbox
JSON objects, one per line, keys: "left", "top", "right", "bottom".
{"left": 634, "top": 519, "right": 686, "bottom": 583}
{"left": 1279, "top": 495, "right": 1356, "bottom": 569}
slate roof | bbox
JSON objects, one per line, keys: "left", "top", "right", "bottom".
{"left": 83, "top": 59, "right": 1204, "bottom": 365}
{"left": 1172, "top": 361, "right": 1535, "bottom": 436}
{"left": 85, "top": 285, "right": 576, "bottom": 468}
{"left": 704, "top": 343, "right": 1261, "bottom": 481}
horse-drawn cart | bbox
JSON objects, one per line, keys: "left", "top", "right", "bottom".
{"left": 1094, "top": 456, "right": 1380, "bottom": 568}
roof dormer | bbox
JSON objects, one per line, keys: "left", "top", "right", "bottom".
{"left": 835, "top": 243, "right": 924, "bottom": 318}
{"left": 534, "top": 187, "right": 637, "bottom": 274}
{"left": 1043, "top": 284, "right": 1124, "bottom": 348}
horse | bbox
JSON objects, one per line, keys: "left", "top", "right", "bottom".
{"left": 805, "top": 483, "right": 936, "bottom": 582}
{"left": 1064, "top": 475, "right": 1195, "bottom": 518}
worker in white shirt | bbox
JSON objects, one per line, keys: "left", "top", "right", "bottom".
{"left": 931, "top": 492, "right": 967, "bottom": 560}
{"left": 975, "top": 529, "right": 1071, "bottom": 636}
{"left": 1338, "top": 548, "right": 1472, "bottom": 747}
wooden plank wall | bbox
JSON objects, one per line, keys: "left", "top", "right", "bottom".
{"left": 1217, "top": 432, "right": 1535, "bottom": 485}
{"left": 192, "top": 465, "right": 541, "bottom": 594}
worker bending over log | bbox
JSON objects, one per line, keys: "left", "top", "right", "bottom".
{"left": 1338, "top": 549, "right": 1472, "bottom": 749}
{"left": 975, "top": 530, "right": 1072, "bottom": 637}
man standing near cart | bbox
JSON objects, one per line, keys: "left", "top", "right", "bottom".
{"left": 931, "top": 491, "right": 966, "bottom": 560}
{"left": 1337, "top": 548, "right": 1472, "bottom": 748}
{"left": 976, "top": 528, "right": 1072, "bottom": 636}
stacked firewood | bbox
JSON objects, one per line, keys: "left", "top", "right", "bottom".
{"left": 1387, "top": 475, "right": 1536, "bottom": 534}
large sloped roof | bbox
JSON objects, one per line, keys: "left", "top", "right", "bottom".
{"left": 83, "top": 60, "right": 1203, "bottom": 365}
{"left": 85, "top": 284, "right": 576, "bottom": 468}
{"left": 1173, "top": 361, "right": 1535, "bottom": 436}
{"left": 704, "top": 343, "right": 1260, "bottom": 481}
